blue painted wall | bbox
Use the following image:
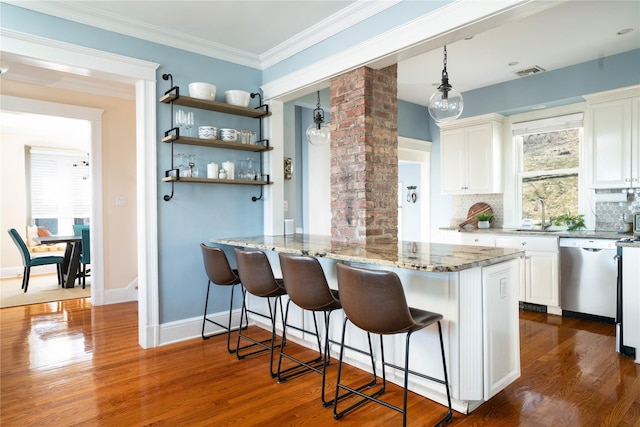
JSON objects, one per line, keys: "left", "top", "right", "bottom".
{"left": 2, "top": 2, "right": 639, "bottom": 326}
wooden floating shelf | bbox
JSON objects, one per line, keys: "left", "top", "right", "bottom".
{"left": 162, "top": 176, "right": 272, "bottom": 185}
{"left": 161, "top": 135, "right": 272, "bottom": 152}
{"left": 159, "top": 93, "right": 270, "bottom": 118}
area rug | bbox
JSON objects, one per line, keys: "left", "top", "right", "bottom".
{"left": 0, "top": 274, "right": 91, "bottom": 308}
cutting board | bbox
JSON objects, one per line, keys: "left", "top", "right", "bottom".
{"left": 459, "top": 203, "right": 494, "bottom": 228}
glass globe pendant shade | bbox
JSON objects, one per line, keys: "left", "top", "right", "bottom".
{"left": 306, "top": 122, "right": 330, "bottom": 146}
{"left": 428, "top": 87, "right": 463, "bottom": 123}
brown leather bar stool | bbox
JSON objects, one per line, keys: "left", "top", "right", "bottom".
{"left": 200, "top": 243, "right": 245, "bottom": 353}
{"left": 234, "top": 248, "right": 288, "bottom": 377}
{"left": 333, "top": 263, "right": 453, "bottom": 427}
{"left": 277, "top": 252, "right": 342, "bottom": 406}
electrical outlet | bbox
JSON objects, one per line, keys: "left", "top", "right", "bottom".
{"left": 283, "top": 200, "right": 288, "bottom": 212}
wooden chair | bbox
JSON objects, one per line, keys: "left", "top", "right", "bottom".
{"left": 7, "top": 228, "right": 63, "bottom": 293}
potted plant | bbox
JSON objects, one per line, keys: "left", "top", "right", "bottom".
{"left": 549, "top": 214, "right": 586, "bottom": 231}
{"left": 476, "top": 212, "right": 493, "bottom": 229}
{"left": 218, "top": 168, "right": 227, "bottom": 179}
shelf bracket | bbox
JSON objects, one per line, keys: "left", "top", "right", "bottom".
{"left": 162, "top": 74, "right": 180, "bottom": 98}
{"left": 251, "top": 173, "right": 270, "bottom": 202}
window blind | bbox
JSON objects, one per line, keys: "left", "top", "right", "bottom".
{"left": 29, "top": 148, "right": 90, "bottom": 220}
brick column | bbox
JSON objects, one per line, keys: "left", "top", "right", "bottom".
{"left": 330, "top": 65, "right": 398, "bottom": 244}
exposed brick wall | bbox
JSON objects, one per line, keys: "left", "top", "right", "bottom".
{"left": 330, "top": 65, "right": 398, "bottom": 243}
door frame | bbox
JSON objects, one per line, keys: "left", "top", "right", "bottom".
{"left": 1, "top": 28, "right": 161, "bottom": 349}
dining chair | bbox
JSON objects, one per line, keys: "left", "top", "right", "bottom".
{"left": 7, "top": 228, "right": 64, "bottom": 293}
{"left": 333, "top": 263, "right": 453, "bottom": 427}
{"left": 78, "top": 227, "right": 91, "bottom": 288}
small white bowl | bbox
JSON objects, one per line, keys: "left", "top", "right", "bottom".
{"left": 224, "top": 90, "right": 251, "bottom": 107}
{"left": 198, "top": 126, "right": 217, "bottom": 139}
{"left": 219, "top": 128, "right": 237, "bottom": 142}
{"left": 189, "top": 82, "right": 216, "bottom": 101}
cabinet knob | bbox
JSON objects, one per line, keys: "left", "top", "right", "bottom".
{"left": 522, "top": 242, "right": 527, "bottom": 246}
{"left": 474, "top": 239, "right": 479, "bottom": 242}
{"left": 625, "top": 178, "right": 631, "bottom": 182}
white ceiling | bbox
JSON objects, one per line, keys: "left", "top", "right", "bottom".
{"left": 1, "top": 0, "right": 639, "bottom": 106}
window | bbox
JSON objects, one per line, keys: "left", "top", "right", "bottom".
{"left": 28, "top": 147, "right": 90, "bottom": 235}
{"left": 513, "top": 114, "right": 583, "bottom": 223}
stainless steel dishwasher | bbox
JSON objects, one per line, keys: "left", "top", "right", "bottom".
{"left": 560, "top": 238, "right": 618, "bottom": 322}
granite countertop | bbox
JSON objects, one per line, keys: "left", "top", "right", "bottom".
{"left": 440, "top": 227, "right": 634, "bottom": 240}
{"left": 616, "top": 239, "right": 640, "bottom": 248}
{"left": 210, "top": 234, "right": 524, "bottom": 273}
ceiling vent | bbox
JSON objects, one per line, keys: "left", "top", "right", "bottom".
{"left": 513, "top": 66, "right": 546, "bottom": 77}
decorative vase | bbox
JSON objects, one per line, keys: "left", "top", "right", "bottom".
{"left": 478, "top": 220, "right": 490, "bottom": 229}
{"left": 218, "top": 172, "right": 227, "bottom": 179}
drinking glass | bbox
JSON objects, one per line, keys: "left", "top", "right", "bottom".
{"left": 185, "top": 111, "right": 194, "bottom": 137}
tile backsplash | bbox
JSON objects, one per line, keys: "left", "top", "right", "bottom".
{"left": 452, "top": 189, "right": 639, "bottom": 231}
{"left": 595, "top": 188, "right": 639, "bottom": 231}
{"left": 452, "top": 194, "right": 504, "bottom": 227}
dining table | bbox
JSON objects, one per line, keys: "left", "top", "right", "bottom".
{"left": 34, "top": 235, "right": 82, "bottom": 288}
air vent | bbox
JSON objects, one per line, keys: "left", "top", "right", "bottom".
{"left": 513, "top": 66, "right": 546, "bottom": 77}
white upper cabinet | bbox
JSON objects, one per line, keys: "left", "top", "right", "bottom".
{"left": 587, "top": 87, "right": 640, "bottom": 189}
{"left": 439, "top": 114, "right": 504, "bottom": 195}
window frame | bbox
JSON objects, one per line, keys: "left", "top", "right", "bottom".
{"left": 503, "top": 104, "right": 593, "bottom": 229}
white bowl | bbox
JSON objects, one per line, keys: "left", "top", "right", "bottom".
{"left": 189, "top": 82, "right": 216, "bottom": 101}
{"left": 224, "top": 90, "right": 251, "bottom": 107}
{"left": 198, "top": 126, "right": 217, "bottom": 139}
{"left": 219, "top": 128, "right": 237, "bottom": 142}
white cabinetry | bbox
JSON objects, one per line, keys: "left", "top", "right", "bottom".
{"left": 495, "top": 235, "right": 559, "bottom": 308}
{"left": 622, "top": 247, "right": 639, "bottom": 363}
{"left": 439, "top": 114, "right": 504, "bottom": 195}
{"left": 587, "top": 88, "right": 640, "bottom": 189}
{"left": 461, "top": 233, "right": 496, "bottom": 247}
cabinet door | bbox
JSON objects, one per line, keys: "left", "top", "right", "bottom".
{"left": 590, "top": 98, "right": 633, "bottom": 188}
{"left": 466, "top": 124, "right": 495, "bottom": 193}
{"left": 441, "top": 128, "right": 467, "bottom": 194}
{"left": 526, "top": 250, "right": 559, "bottom": 306}
{"left": 482, "top": 259, "right": 521, "bottom": 399}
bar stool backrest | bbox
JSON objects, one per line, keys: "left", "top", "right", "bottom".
{"left": 278, "top": 253, "right": 340, "bottom": 311}
{"left": 336, "top": 263, "right": 415, "bottom": 335}
{"left": 200, "top": 244, "right": 239, "bottom": 286}
{"left": 234, "top": 248, "right": 281, "bottom": 297}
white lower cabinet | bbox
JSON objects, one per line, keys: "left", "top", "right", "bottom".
{"left": 495, "top": 235, "right": 560, "bottom": 307}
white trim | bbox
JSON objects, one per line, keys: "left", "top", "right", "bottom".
{"left": 261, "top": 0, "right": 535, "bottom": 101}
{"left": 0, "top": 95, "right": 105, "bottom": 305}
{"left": 104, "top": 278, "right": 138, "bottom": 305}
{"left": 399, "top": 137, "right": 432, "bottom": 243}
{"left": 260, "top": 1, "right": 401, "bottom": 69}
{"left": 1, "top": 30, "right": 160, "bottom": 349}
{"left": 158, "top": 309, "right": 244, "bottom": 347}
{"left": 4, "top": 1, "right": 400, "bottom": 71}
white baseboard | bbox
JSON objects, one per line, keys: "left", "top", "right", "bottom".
{"left": 103, "top": 278, "right": 138, "bottom": 304}
{"left": 158, "top": 308, "right": 245, "bottom": 346}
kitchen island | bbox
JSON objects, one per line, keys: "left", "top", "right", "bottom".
{"left": 210, "top": 234, "right": 525, "bottom": 414}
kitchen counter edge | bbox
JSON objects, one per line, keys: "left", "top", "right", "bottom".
{"left": 210, "top": 235, "right": 524, "bottom": 273}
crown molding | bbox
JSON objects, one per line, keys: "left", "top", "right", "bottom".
{"left": 260, "top": 0, "right": 401, "bottom": 69}
{"left": 4, "top": 0, "right": 401, "bottom": 70}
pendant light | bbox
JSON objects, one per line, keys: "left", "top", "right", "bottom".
{"left": 428, "top": 46, "right": 464, "bottom": 123}
{"left": 306, "top": 90, "right": 330, "bottom": 146}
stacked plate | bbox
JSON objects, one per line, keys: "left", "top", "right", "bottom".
{"left": 198, "top": 126, "right": 217, "bottom": 139}
{"left": 219, "top": 128, "right": 237, "bottom": 142}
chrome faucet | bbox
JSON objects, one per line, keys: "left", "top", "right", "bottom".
{"left": 534, "top": 198, "right": 548, "bottom": 230}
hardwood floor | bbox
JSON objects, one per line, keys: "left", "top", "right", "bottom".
{"left": 1, "top": 299, "right": 639, "bottom": 426}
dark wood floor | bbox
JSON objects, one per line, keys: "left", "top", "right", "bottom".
{"left": 1, "top": 298, "right": 639, "bottom": 426}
